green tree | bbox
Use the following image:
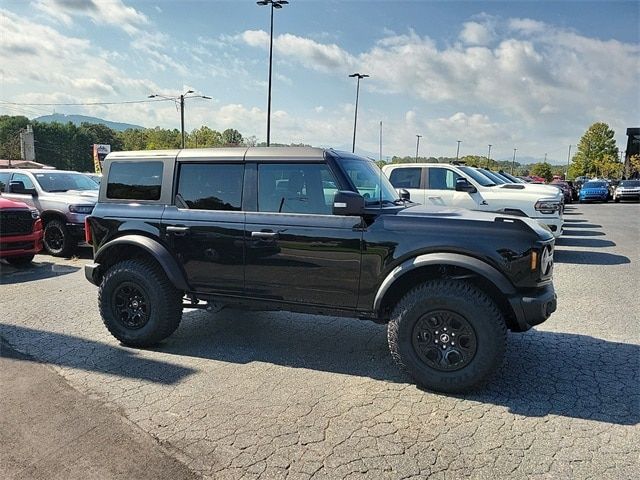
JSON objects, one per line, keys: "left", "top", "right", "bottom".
{"left": 629, "top": 154, "right": 640, "bottom": 178}
{"left": 570, "top": 122, "right": 618, "bottom": 177}
{"left": 187, "top": 126, "right": 222, "bottom": 148}
{"left": 221, "top": 128, "right": 243, "bottom": 146}
{"left": 0, "top": 115, "right": 30, "bottom": 160}
{"left": 531, "top": 162, "right": 554, "bottom": 182}
{"left": 118, "top": 128, "right": 149, "bottom": 151}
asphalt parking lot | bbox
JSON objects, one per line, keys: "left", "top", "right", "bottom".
{"left": 1, "top": 203, "right": 638, "bottom": 479}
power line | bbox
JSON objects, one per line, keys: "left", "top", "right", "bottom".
{"left": 0, "top": 98, "right": 174, "bottom": 107}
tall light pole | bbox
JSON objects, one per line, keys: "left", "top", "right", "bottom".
{"left": 415, "top": 134, "right": 422, "bottom": 163}
{"left": 257, "top": 0, "right": 289, "bottom": 146}
{"left": 511, "top": 148, "right": 517, "bottom": 175}
{"left": 487, "top": 144, "right": 492, "bottom": 168}
{"left": 544, "top": 152, "right": 547, "bottom": 163}
{"left": 349, "top": 73, "right": 369, "bottom": 153}
{"left": 456, "top": 140, "right": 461, "bottom": 161}
{"left": 566, "top": 144, "right": 572, "bottom": 179}
{"left": 379, "top": 121, "right": 383, "bottom": 161}
{"left": 149, "top": 90, "right": 212, "bottom": 148}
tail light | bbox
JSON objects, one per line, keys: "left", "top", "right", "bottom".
{"left": 85, "top": 217, "right": 92, "bottom": 244}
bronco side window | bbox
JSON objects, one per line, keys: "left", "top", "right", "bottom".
{"left": 107, "top": 161, "right": 163, "bottom": 200}
{"left": 176, "top": 163, "right": 243, "bottom": 211}
{"left": 257, "top": 163, "right": 336, "bottom": 215}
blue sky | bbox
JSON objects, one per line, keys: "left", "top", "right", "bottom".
{"left": 1, "top": 0, "right": 638, "bottom": 163}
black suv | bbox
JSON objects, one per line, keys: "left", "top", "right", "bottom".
{"left": 85, "top": 147, "right": 557, "bottom": 393}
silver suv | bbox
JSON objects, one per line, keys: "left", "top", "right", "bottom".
{"left": 0, "top": 169, "right": 98, "bottom": 256}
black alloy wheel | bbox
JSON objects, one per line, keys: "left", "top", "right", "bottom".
{"left": 112, "top": 282, "right": 151, "bottom": 330}
{"left": 411, "top": 310, "right": 477, "bottom": 372}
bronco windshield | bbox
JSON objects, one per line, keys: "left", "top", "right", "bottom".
{"left": 337, "top": 156, "right": 399, "bottom": 205}
{"left": 34, "top": 172, "right": 99, "bottom": 192}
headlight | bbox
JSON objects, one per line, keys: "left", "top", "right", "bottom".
{"left": 30, "top": 209, "right": 40, "bottom": 219}
{"left": 535, "top": 199, "right": 561, "bottom": 214}
{"left": 69, "top": 204, "right": 94, "bottom": 214}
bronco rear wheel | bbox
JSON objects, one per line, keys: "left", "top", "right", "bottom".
{"left": 99, "top": 259, "right": 183, "bottom": 347}
{"left": 388, "top": 279, "right": 506, "bottom": 393}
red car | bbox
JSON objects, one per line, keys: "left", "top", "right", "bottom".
{"left": 0, "top": 196, "right": 43, "bottom": 265}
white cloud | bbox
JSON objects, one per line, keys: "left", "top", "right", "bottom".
{"left": 33, "top": 0, "right": 148, "bottom": 34}
{"left": 459, "top": 21, "right": 494, "bottom": 45}
{"left": 241, "top": 30, "right": 356, "bottom": 72}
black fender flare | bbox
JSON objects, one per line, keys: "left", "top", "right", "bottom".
{"left": 373, "top": 252, "right": 516, "bottom": 312}
{"left": 94, "top": 235, "right": 189, "bottom": 291}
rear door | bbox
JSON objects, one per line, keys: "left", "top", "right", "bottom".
{"left": 387, "top": 167, "right": 425, "bottom": 204}
{"left": 162, "top": 162, "right": 245, "bottom": 295}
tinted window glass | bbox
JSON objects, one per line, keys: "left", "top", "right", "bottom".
{"left": 11, "top": 173, "right": 36, "bottom": 190}
{"left": 177, "top": 163, "right": 243, "bottom": 211}
{"left": 389, "top": 167, "right": 421, "bottom": 189}
{"left": 428, "top": 167, "right": 460, "bottom": 190}
{"left": 258, "top": 163, "right": 337, "bottom": 214}
{"left": 339, "top": 157, "right": 398, "bottom": 205}
{"left": 0, "top": 172, "right": 10, "bottom": 192}
{"left": 478, "top": 169, "right": 507, "bottom": 184}
{"left": 106, "top": 161, "right": 163, "bottom": 200}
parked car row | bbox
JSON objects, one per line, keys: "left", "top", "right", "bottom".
{"left": 0, "top": 169, "right": 99, "bottom": 259}
{"left": 382, "top": 163, "right": 565, "bottom": 237}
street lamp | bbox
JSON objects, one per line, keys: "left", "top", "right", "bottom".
{"left": 487, "top": 144, "right": 492, "bottom": 168}
{"left": 566, "top": 145, "right": 572, "bottom": 179}
{"left": 456, "top": 140, "right": 461, "bottom": 161}
{"left": 148, "top": 90, "right": 212, "bottom": 148}
{"left": 349, "top": 72, "right": 369, "bottom": 153}
{"left": 257, "top": 0, "right": 289, "bottom": 146}
{"left": 415, "top": 134, "right": 422, "bottom": 163}
{"left": 511, "top": 148, "right": 517, "bottom": 175}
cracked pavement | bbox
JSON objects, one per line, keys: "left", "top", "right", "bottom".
{"left": 1, "top": 203, "right": 638, "bottom": 479}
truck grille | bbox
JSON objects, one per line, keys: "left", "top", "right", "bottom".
{"left": 0, "top": 210, "right": 34, "bottom": 236}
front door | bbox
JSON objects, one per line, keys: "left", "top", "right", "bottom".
{"left": 387, "top": 166, "right": 425, "bottom": 204}
{"left": 244, "top": 162, "right": 362, "bottom": 308}
{"left": 424, "top": 166, "right": 480, "bottom": 209}
{"left": 162, "top": 162, "right": 245, "bottom": 295}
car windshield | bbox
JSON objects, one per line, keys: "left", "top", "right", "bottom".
{"left": 499, "top": 171, "right": 524, "bottom": 183}
{"left": 337, "top": 156, "right": 399, "bottom": 205}
{"left": 458, "top": 166, "right": 496, "bottom": 187}
{"left": 620, "top": 180, "right": 640, "bottom": 187}
{"left": 478, "top": 168, "right": 508, "bottom": 184}
{"left": 34, "top": 172, "right": 99, "bottom": 192}
{"left": 583, "top": 181, "right": 607, "bottom": 188}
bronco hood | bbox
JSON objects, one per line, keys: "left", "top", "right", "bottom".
{"left": 396, "top": 203, "right": 553, "bottom": 239}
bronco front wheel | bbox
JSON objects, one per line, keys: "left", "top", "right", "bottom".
{"left": 388, "top": 280, "right": 506, "bottom": 393}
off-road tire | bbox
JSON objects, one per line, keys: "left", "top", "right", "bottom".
{"left": 5, "top": 254, "right": 35, "bottom": 266}
{"left": 99, "top": 259, "right": 183, "bottom": 347}
{"left": 43, "top": 219, "right": 75, "bottom": 257}
{"left": 388, "top": 279, "right": 507, "bottom": 393}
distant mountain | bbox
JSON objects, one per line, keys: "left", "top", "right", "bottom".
{"left": 34, "top": 114, "right": 143, "bottom": 132}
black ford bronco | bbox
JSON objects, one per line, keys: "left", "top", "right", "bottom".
{"left": 85, "top": 147, "right": 557, "bottom": 392}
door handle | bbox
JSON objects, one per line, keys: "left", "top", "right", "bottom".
{"left": 167, "top": 226, "right": 190, "bottom": 236}
{"left": 251, "top": 231, "right": 278, "bottom": 239}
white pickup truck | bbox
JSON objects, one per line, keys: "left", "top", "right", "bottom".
{"left": 383, "top": 163, "right": 563, "bottom": 237}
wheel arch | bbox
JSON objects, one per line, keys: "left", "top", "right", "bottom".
{"left": 40, "top": 209, "right": 67, "bottom": 224}
{"left": 374, "top": 253, "right": 520, "bottom": 330}
{"left": 93, "top": 235, "right": 189, "bottom": 291}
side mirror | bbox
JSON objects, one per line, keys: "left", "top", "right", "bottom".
{"left": 455, "top": 178, "right": 477, "bottom": 193}
{"left": 333, "top": 190, "right": 365, "bottom": 216}
{"left": 399, "top": 189, "right": 410, "bottom": 201}
{"left": 9, "top": 181, "right": 37, "bottom": 196}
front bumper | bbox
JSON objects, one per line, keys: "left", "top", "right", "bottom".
{"left": 0, "top": 228, "right": 44, "bottom": 258}
{"left": 508, "top": 284, "right": 557, "bottom": 332}
{"left": 532, "top": 217, "right": 563, "bottom": 238}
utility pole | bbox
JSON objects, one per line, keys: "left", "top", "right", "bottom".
{"left": 566, "top": 145, "right": 572, "bottom": 179}
{"left": 349, "top": 73, "right": 369, "bottom": 152}
{"left": 487, "top": 144, "right": 492, "bottom": 168}
{"left": 544, "top": 152, "right": 547, "bottom": 163}
{"left": 415, "top": 135, "right": 422, "bottom": 163}
{"left": 180, "top": 94, "right": 185, "bottom": 149}
{"left": 511, "top": 148, "right": 517, "bottom": 175}
{"left": 456, "top": 140, "right": 461, "bottom": 161}
{"left": 149, "top": 90, "right": 211, "bottom": 149}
